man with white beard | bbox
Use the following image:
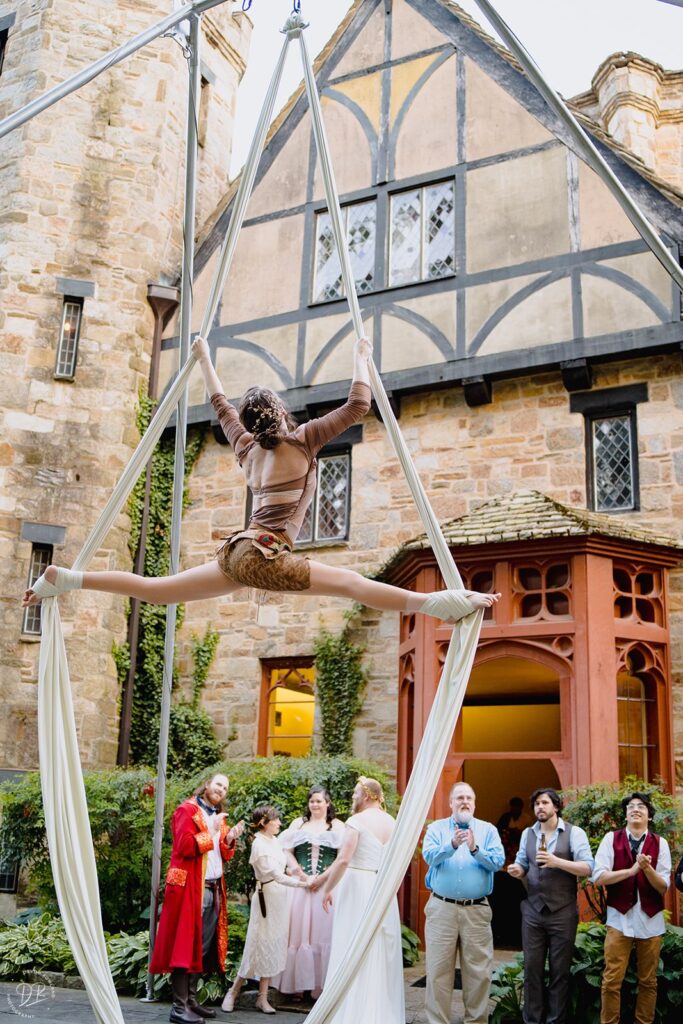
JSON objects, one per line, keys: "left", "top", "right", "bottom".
{"left": 422, "top": 782, "right": 504, "bottom": 1024}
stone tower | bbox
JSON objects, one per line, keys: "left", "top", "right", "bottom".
{"left": 0, "top": 0, "right": 252, "bottom": 770}
{"left": 572, "top": 52, "right": 683, "bottom": 194}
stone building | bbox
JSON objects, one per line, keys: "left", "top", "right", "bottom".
{"left": 0, "top": 0, "right": 252, "bottom": 774}
{"left": 160, "top": 0, "right": 683, "bottom": 799}
{"left": 2, "top": 0, "right": 682, "bottom": 921}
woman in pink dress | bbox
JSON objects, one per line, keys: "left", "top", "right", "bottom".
{"left": 274, "top": 786, "right": 345, "bottom": 999}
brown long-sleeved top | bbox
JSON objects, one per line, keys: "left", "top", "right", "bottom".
{"left": 211, "top": 381, "right": 371, "bottom": 542}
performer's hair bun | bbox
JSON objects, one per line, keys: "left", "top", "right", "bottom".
{"left": 239, "top": 388, "right": 295, "bottom": 450}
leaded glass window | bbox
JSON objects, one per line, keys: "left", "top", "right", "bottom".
{"left": 591, "top": 414, "right": 636, "bottom": 512}
{"left": 297, "top": 452, "right": 351, "bottom": 544}
{"left": 22, "top": 544, "right": 52, "bottom": 636}
{"left": 390, "top": 180, "right": 455, "bottom": 287}
{"left": 313, "top": 201, "right": 376, "bottom": 302}
{"left": 54, "top": 298, "right": 83, "bottom": 379}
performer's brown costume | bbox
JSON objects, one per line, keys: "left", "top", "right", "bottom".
{"left": 211, "top": 381, "right": 371, "bottom": 590}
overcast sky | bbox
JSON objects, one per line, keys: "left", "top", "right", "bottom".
{"left": 230, "top": 0, "right": 683, "bottom": 174}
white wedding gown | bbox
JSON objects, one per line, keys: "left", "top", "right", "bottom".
{"left": 326, "top": 818, "right": 405, "bottom": 1024}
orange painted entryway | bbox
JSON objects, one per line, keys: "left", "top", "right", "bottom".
{"left": 382, "top": 497, "right": 680, "bottom": 937}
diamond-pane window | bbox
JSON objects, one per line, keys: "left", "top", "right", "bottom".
{"left": 390, "top": 181, "right": 455, "bottom": 287}
{"left": 54, "top": 298, "right": 83, "bottom": 379}
{"left": 313, "top": 201, "right": 376, "bottom": 302}
{"left": 296, "top": 453, "right": 350, "bottom": 544}
{"left": 591, "top": 415, "right": 635, "bottom": 512}
{"left": 390, "top": 190, "right": 421, "bottom": 287}
{"left": 22, "top": 543, "right": 53, "bottom": 636}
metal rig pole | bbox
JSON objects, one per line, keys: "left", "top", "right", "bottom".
{"left": 471, "top": 0, "right": 683, "bottom": 294}
{"left": 0, "top": 0, "right": 227, "bottom": 140}
{"left": 144, "top": 12, "right": 200, "bottom": 1001}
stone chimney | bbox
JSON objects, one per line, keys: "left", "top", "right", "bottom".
{"left": 571, "top": 52, "right": 683, "bottom": 194}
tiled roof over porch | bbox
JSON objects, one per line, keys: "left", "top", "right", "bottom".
{"left": 378, "top": 489, "right": 683, "bottom": 578}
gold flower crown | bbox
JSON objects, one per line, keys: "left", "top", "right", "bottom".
{"left": 357, "top": 776, "right": 385, "bottom": 806}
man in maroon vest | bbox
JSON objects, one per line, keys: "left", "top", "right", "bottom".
{"left": 593, "top": 792, "right": 671, "bottom": 1024}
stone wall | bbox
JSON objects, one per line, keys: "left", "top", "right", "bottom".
{"left": 572, "top": 52, "right": 683, "bottom": 194}
{"left": 174, "top": 352, "right": 683, "bottom": 781}
{"left": 0, "top": 0, "right": 251, "bottom": 770}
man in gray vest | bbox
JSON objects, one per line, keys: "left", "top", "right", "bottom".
{"left": 508, "top": 788, "right": 593, "bottom": 1024}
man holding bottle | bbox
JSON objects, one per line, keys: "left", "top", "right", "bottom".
{"left": 422, "top": 782, "right": 505, "bottom": 1024}
{"left": 509, "top": 787, "right": 593, "bottom": 1024}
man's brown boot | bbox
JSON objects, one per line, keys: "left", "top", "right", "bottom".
{"left": 169, "top": 970, "right": 202, "bottom": 1024}
{"left": 188, "top": 974, "right": 216, "bottom": 1019}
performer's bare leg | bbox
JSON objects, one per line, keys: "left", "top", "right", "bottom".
{"left": 23, "top": 560, "right": 500, "bottom": 622}
{"left": 22, "top": 562, "right": 241, "bottom": 607}
{"left": 306, "top": 560, "right": 500, "bottom": 616}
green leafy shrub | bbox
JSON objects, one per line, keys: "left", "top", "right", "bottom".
{"left": 314, "top": 622, "right": 368, "bottom": 755}
{"left": 488, "top": 922, "right": 683, "bottom": 1023}
{"left": 0, "top": 767, "right": 188, "bottom": 931}
{"left": 107, "top": 929, "right": 168, "bottom": 998}
{"left": 401, "top": 924, "right": 420, "bottom": 967}
{"left": 561, "top": 775, "right": 682, "bottom": 920}
{"left": 489, "top": 958, "right": 524, "bottom": 1024}
{"left": 125, "top": 392, "right": 209, "bottom": 770}
{"left": 0, "top": 914, "right": 76, "bottom": 979}
{"left": 0, "top": 757, "right": 396, "bottom": 931}
{"left": 167, "top": 702, "right": 224, "bottom": 778}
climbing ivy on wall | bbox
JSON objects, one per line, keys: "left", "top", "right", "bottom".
{"left": 114, "top": 392, "right": 223, "bottom": 775}
{"left": 313, "top": 618, "right": 369, "bottom": 755}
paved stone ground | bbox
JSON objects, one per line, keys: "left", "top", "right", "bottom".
{"left": 0, "top": 953, "right": 516, "bottom": 1024}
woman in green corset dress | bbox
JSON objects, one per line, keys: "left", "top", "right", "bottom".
{"left": 274, "top": 786, "right": 344, "bottom": 999}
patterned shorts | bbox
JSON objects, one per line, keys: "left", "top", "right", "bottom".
{"left": 216, "top": 536, "right": 311, "bottom": 592}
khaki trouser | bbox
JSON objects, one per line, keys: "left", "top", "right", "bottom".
{"left": 424, "top": 894, "right": 493, "bottom": 1024}
{"left": 600, "top": 926, "right": 662, "bottom": 1024}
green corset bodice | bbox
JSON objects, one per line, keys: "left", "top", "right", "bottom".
{"left": 294, "top": 839, "right": 338, "bottom": 875}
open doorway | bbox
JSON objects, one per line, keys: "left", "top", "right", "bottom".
{"left": 458, "top": 655, "right": 565, "bottom": 947}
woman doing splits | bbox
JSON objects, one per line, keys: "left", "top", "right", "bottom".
{"left": 23, "top": 336, "right": 500, "bottom": 622}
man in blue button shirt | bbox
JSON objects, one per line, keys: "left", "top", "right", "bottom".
{"left": 422, "top": 782, "right": 505, "bottom": 1024}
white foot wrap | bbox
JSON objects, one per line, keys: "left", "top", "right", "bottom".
{"left": 420, "top": 589, "right": 476, "bottom": 623}
{"left": 32, "top": 567, "right": 84, "bottom": 599}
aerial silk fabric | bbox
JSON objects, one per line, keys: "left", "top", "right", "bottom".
{"left": 35, "top": 29, "right": 293, "bottom": 1024}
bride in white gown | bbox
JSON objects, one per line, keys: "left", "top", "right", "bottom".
{"left": 320, "top": 777, "right": 405, "bottom": 1024}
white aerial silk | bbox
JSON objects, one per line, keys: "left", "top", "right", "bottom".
{"left": 31, "top": 6, "right": 681, "bottom": 1024}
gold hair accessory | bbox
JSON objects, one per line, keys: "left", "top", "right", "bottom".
{"left": 357, "top": 777, "right": 384, "bottom": 806}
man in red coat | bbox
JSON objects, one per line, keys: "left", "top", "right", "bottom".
{"left": 149, "top": 773, "right": 244, "bottom": 1024}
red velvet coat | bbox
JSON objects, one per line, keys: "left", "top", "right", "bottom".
{"left": 149, "top": 798, "right": 236, "bottom": 973}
